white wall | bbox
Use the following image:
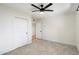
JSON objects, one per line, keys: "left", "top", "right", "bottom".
{"left": 76, "top": 11, "right": 79, "bottom": 51}
{"left": 0, "top": 5, "right": 32, "bottom": 54}
{"left": 35, "top": 3, "right": 76, "bottom": 46}
{"left": 40, "top": 13, "right": 76, "bottom": 45}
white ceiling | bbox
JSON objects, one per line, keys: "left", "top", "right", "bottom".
{"left": 1, "top": 3, "right": 79, "bottom": 19}
{"left": 1, "top": 3, "right": 78, "bottom": 13}
{"left": 1, "top": 3, "right": 32, "bottom": 13}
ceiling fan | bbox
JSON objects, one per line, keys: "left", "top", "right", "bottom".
{"left": 31, "top": 3, "right": 53, "bottom": 12}
{"left": 76, "top": 5, "right": 79, "bottom": 11}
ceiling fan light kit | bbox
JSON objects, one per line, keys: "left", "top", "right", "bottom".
{"left": 31, "top": 3, "right": 53, "bottom": 13}
{"left": 40, "top": 12, "right": 44, "bottom": 14}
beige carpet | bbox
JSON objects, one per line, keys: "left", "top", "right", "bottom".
{"left": 4, "top": 39, "right": 79, "bottom": 55}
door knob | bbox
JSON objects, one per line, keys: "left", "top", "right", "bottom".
{"left": 40, "top": 31, "right": 42, "bottom": 32}
{"left": 26, "top": 32, "right": 28, "bottom": 34}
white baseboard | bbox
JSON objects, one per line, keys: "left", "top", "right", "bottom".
{"left": 42, "top": 39, "right": 76, "bottom": 46}
{"left": 1, "top": 40, "right": 32, "bottom": 55}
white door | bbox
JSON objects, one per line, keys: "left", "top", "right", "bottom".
{"left": 36, "top": 20, "right": 42, "bottom": 39}
{"left": 14, "top": 17, "right": 28, "bottom": 45}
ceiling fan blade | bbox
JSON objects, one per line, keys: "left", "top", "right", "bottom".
{"left": 31, "top": 4, "right": 40, "bottom": 9}
{"left": 44, "top": 10, "right": 53, "bottom": 11}
{"left": 32, "top": 10, "right": 40, "bottom": 12}
{"left": 76, "top": 5, "right": 79, "bottom": 11}
{"left": 44, "top": 3, "right": 53, "bottom": 9}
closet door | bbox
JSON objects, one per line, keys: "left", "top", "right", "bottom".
{"left": 14, "top": 17, "right": 28, "bottom": 45}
